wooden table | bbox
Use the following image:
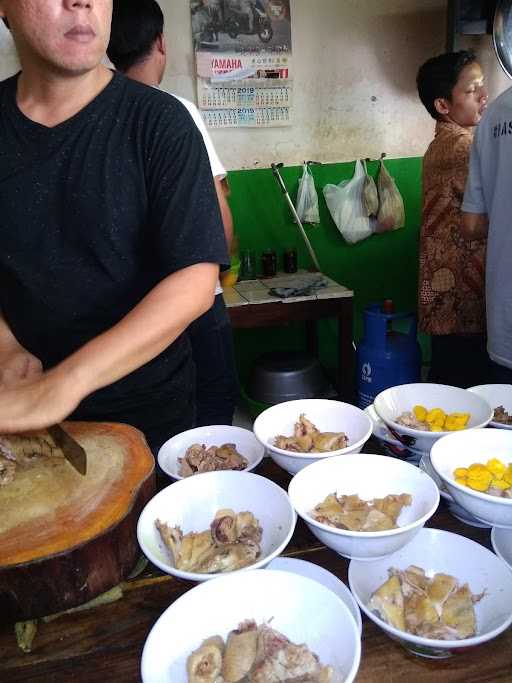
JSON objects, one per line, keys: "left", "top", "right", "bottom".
{"left": 223, "top": 272, "right": 355, "bottom": 401}
{"left": 2, "top": 442, "right": 511, "bottom": 683}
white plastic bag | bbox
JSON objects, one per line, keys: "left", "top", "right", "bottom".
{"left": 295, "top": 163, "right": 320, "bottom": 224}
{"left": 323, "top": 159, "right": 374, "bottom": 244}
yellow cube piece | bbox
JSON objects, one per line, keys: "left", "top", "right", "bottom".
{"left": 503, "top": 465, "right": 512, "bottom": 485}
{"left": 467, "top": 478, "right": 491, "bottom": 492}
{"left": 413, "top": 405, "right": 427, "bottom": 422}
{"left": 426, "top": 408, "right": 446, "bottom": 424}
{"left": 429, "top": 423, "right": 444, "bottom": 432}
{"left": 486, "top": 458, "right": 506, "bottom": 478}
{"left": 468, "top": 463, "right": 487, "bottom": 473}
{"left": 455, "top": 477, "right": 468, "bottom": 487}
{"left": 444, "top": 416, "right": 459, "bottom": 431}
{"left": 449, "top": 412, "right": 470, "bottom": 427}
{"left": 454, "top": 467, "right": 468, "bottom": 479}
{"left": 490, "top": 478, "right": 510, "bottom": 490}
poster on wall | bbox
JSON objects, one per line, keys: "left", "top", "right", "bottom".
{"left": 190, "top": 0, "right": 293, "bottom": 128}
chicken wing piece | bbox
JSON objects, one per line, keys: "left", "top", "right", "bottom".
{"left": 222, "top": 626, "right": 258, "bottom": 682}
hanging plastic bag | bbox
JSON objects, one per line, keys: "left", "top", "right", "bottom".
{"left": 362, "top": 159, "right": 379, "bottom": 217}
{"left": 295, "top": 163, "right": 320, "bottom": 224}
{"left": 323, "top": 159, "right": 374, "bottom": 244}
{"left": 377, "top": 157, "right": 405, "bottom": 231}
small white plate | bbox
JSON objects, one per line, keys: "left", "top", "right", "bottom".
{"left": 365, "top": 405, "right": 426, "bottom": 464}
{"left": 267, "top": 557, "right": 362, "bottom": 634}
{"left": 418, "top": 455, "right": 452, "bottom": 501}
{"left": 491, "top": 527, "right": 512, "bottom": 571}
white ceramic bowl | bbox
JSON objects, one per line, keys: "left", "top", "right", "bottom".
{"left": 373, "top": 383, "right": 493, "bottom": 452}
{"left": 253, "top": 399, "right": 372, "bottom": 475}
{"left": 137, "top": 470, "right": 296, "bottom": 582}
{"left": 266, "top": 557, "right": 362, "bottom": 634}
{"left": 141, "top": 569, "right": 361, "bottom": 683}
{"left": 349, "top": 527, "right": 512, "bottom": 658}
{"left": 468, "top": 384, "right": 512, "bottom": 430}
{"left": 430, "top": 428, "right": 512, "bottom": 528}
{"left": 157, "top": 425, "right": 264, "bottom": 480}
{"left": 288, "top": 453, "right": 439, "bottom": 560}
{"left": 491, "top": 527, "right": 512, "bottom": 572}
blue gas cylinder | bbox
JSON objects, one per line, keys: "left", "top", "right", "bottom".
{"left": 357, "top": 301, "right": 422, "bottom": 409}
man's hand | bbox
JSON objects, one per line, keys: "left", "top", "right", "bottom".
{"left": 0, "top": 347, "right": 43, "bottom": 389}
{"left": 0, "top": 367, "right": 81, "bottom": 433}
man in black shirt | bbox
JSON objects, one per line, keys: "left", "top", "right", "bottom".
{"left": 0, "top": 0, "right": 228, "bottom": 452}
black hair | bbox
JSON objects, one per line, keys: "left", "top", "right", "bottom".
{"left": 416, "top": 50, "right": 477, "bottom": 120}
{"left": 2, "top": 17, "right": 9, "bottom": 29}
{"left": 107, "top": 0, "right": 164, "bottom": 72}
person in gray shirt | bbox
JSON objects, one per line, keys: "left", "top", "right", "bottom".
{"left": 462, "top": 85, "right": 512, "bottom": 380}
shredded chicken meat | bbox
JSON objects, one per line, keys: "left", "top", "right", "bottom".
{"left": 0, "top": 433, "right": 63, "bottom": 487}
{"left": 179, "top": 443, "right": 249, "bottom": 477}
{"left": 274, "top": 414, "right": 348, "bottom": 453}
{"left": 187, "top": 620, "right": 337, "bottom": 683}
{"left": 312, "top": 492, "right": 412, "bottom": 532}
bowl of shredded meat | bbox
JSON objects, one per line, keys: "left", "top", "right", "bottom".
{"left": 158, "top": 425, "right": 264, "bottom": 480}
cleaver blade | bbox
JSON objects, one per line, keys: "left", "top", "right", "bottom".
{"left": 48, "top": 424, "right": 87, "bottom": 476}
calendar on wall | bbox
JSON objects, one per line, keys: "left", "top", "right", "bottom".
{"left": 190, "top": 0, "right": 293, "bottom": 128}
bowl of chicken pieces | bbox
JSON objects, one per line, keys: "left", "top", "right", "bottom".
{"left": 288, "top": 453, "right": 439, "bottom": 560}
{"left": 253, "top": 399, "right": 373, "bottom": 475}
{"left": 141, "top": 569, "right": 361, "bottom": 683}
{"left": 349, "top": 528, "right": 512, "bottom": 658}
{"left": 158, "top": 425, "right": 264, "bottom": 480}
{"left": 137, "top": 470, "right": 296, "bottom": 583}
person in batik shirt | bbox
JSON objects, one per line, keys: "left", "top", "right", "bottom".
{"left": 416, "top": 51, "right": 490, "bottom": 387}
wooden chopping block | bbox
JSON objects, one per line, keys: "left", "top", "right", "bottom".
{"left": 0, "top": 422, "right": 155, "bottom": 624}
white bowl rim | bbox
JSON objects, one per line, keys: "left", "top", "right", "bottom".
{"left": 141, "top": 568, "right": 362, "bottom": 682}
{"left": 254, "top": 399, "right": 373, "bottom": 459}
{"left": 373, "top": 383, "right": 493, "bottom": 438}
{"left": 430, "top": 430, "right": 512, "bottom": 506}
{"left": 349, "top": 527, "right": 512, "bottom": 648}
{"left": 157, "top": 425, "right": 265, "bottom": 480}
{"left": 137, "top": 470, "right": 297, "bottom": 582}
{"left": 491, "top": 527, "right": 512, "bottom": 569}
{"left": 288, "top": 453, "right": 440, "bottom": 538}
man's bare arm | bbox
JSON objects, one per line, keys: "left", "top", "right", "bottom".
{"left": 0, "top": 262, "right": 218, "bottom": 433}
{"left": 461, "top": 211, "right": 489, "bottom": 241}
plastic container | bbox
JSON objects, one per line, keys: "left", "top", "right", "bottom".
{"left": 356, "top": 302, "right": 422, "bottom": 409}
{"left": 248, "top": 351, "right": 331, "bottom": 405}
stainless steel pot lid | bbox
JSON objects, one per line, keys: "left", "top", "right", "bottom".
{"left": 494, "top": 0, "right": 512, "bottom": 79}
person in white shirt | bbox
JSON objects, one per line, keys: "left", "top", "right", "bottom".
{"left": 108, "top": 0, "right": 239, "bottom": 427}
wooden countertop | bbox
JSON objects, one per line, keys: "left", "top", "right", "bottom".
{"left": 1, "top": 444, "right": 511, "bottom": 682}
